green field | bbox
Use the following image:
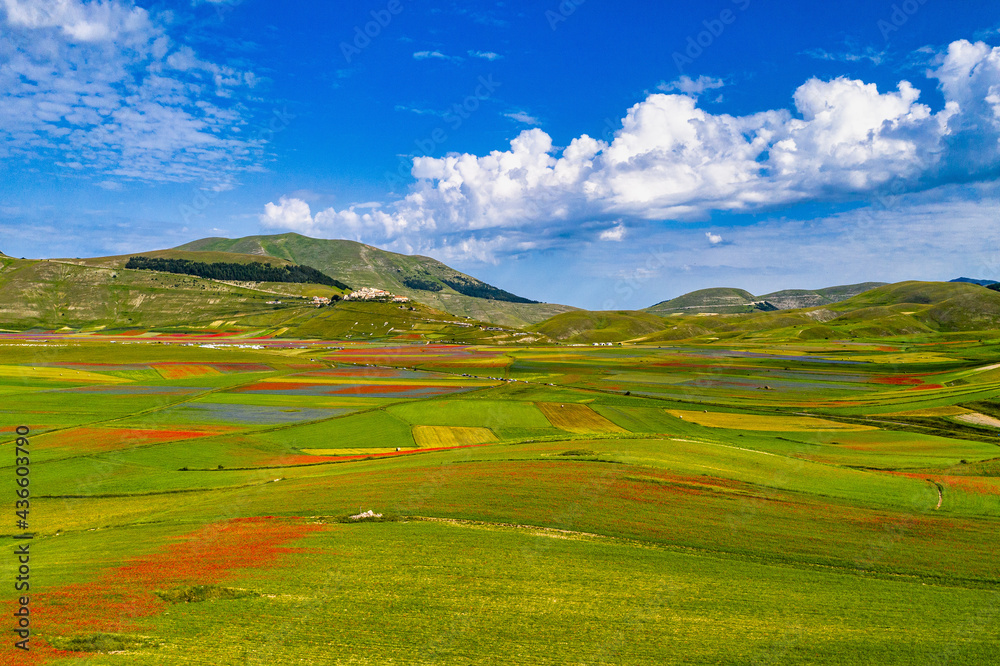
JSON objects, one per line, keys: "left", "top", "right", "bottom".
{"left": 1, "top": 332, "right": 999, "bottom": 663}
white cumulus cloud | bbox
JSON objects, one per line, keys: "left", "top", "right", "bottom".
{"left": 261, "top": 197, "right": 315, "bottom": 234}
{"left": 261, "top": 38, "right": 1000, "bottom": 262}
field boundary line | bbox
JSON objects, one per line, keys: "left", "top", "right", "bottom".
{"left": 33, "top": 476, "right": 284, "bottom": 499}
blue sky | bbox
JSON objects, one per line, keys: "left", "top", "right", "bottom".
{"left": 2, "top": 0, "right": 1000, "bottom": 309}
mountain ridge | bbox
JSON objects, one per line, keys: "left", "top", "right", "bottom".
{"left": 645, "top": 282, "right": 888, "bottom": 315}
{"left": 536, "top": 281, "right": 1000, "bottom": 343}
{"left": 175, "top": 233, "right": 576, "bottom": 327}
{"left": 951, "top": 277, "right": 998, "bottom": 286}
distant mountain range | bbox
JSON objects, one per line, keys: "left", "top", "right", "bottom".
{"left": 535, "top": 281, "right": 1000, "bottom": 343}
{"left": 951, "top": 277, "right": 998, "bottom": 286}
{"left": 4, "top": 233, "right": 1000, "bottom": 343}
{"left": 645, "top": 282, "right": 889, "bottom": 315}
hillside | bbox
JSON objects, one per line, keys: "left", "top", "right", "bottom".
{"left": 533, "top": 310, "right": 667, "bottom": 344}
{"left": 0, "top": 254, "right": 538, "bottom": 343}
{"left": 646, "top": 282, "right": 885, "bottom": 314}
{"left": 176, "top": 233, "right": 576, "bottom": 326}
{"left": 645, "top": 287, "right": 762, "bottom": 315}
{"left": 759, "top": 282, "right": 887, "bottom": 309}
{"left": 58, "top": 248, "right": 305, "bottom": 270}
{"left": 537, "top": 281, "right": 1000, "bottom": 343}
{"left": 0, "top": 255, "right": 293, "bottom": 330}
{"left": 55, "top": 249, "right": 357, "bottom": 298}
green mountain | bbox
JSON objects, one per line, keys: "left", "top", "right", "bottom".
{"left": 645, "top": 287, "right": 764, "bottom": 315}
{"left": 0, "top": 254, "right": 304, "bottom": 330}
{"left": 645, "top": 282, "right": 886, "bottom": 315}
{"left": 951, "top": 277, "right": 997, "bottom": 286}
{"left": 536, "top": 281, "right": 1000, "bottom": 343}
{"left": 533, "top": 310, "right": 668, "bottom": 344}
{"left": 176, "top": 233, "right": 576, "bottom": 326}
{"left": 0, "top": 252, "right": 545, "bottom": 343}
{"left": 758, "top": 282, "right": 888, "bottom": 309}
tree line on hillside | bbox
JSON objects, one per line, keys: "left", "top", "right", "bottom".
{"left": 125, "top": 256, "right": 350, "bottom": 289}
{"left": 439, "top": 276, "right": 539, "bottom": 303}
{"left": 402, "top": 276, "right": 444, "bottom": 291}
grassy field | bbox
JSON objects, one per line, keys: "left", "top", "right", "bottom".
{"left": 1, "top": 332, "right": 998, "bottom": 663}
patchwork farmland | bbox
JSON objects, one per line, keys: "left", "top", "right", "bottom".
{"left": 1, "top": 331, "right": 999, "bottom": 663}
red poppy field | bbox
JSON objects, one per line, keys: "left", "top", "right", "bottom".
{"left": 1, "top": 335, "right": 999, "bottom": 663}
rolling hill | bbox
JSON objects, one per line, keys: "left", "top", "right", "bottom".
{"left": 175, "top": 233, "right": 576, "bottom": 326}
{"left": 758, "top": 282, "right": 888, "bottom": 309}
{"left": 0, "top": 253, "right": 543, "bottom": 343}
{"left": 0, "top": 254, "right": 294, "bottom": 330}
{"left": 7, "top": 234, "right": 1000, "bottom": 346}
{"left": 536, "top": 281, "right": 1000, "bottom": 343}
{"left": 645, "top": 287, "right": 763, "bottom": 315}
{"left": 645, "top": 282, "right": 886, "bottom": 315}
{"left": 533, "top": 310, "right": 668, "bottom": 344}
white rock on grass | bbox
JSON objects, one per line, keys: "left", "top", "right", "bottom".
{"left": 349, "top": 509, "right": 383, "bottom": 521}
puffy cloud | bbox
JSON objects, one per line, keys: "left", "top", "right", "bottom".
{"left": 1, "top": 0, "right": 148, "bottom": 42}
{"left": 0, "top": 0, "right": 261, "bottom": 187}
{"left": 706, "top": 232, "right": 722, "bottom": 244}
{"left": 261, "top": 197, "right": 315, "bottom": 234}
{"left": 260, "top": 196, "right": 412, "bottom": 240}
{"left": 928, "top": 39, "right": 1000, "bottom": 175}
{"left": 262, "top": 38, "right": 1000, "bottom": 261}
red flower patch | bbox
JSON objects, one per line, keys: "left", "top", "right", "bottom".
{"left": 328, "top": 384, "right": 444, "bottom": 395}
{"left": 230, "top": 381, "right": 330, "bottom": 392}
{"left": 297, "top": 367, "right": 409, "bottom": 378}
{"left": 34, "top": 427, "right": 221, "bottom": 453}
{"left": 872, "top": 376, "right": 923, "bottom": 385}
{"left": 19, "top": 517, "right": 323, "bottom": 663}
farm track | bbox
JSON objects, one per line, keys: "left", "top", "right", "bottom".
{"left": 930, "top": 480, "right": 944, "bottom": 509}
{"left": 806, "top": 413, "right": 1000, "bottom": 446}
